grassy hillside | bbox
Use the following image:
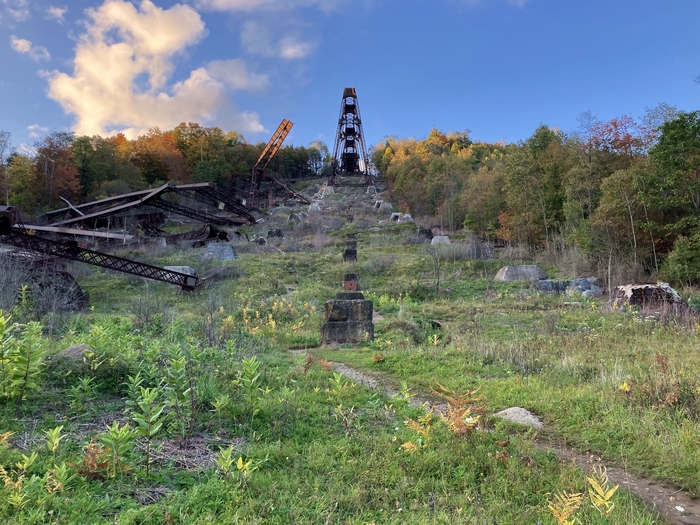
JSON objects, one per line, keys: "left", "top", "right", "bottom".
{"left": 0, "top": 202, "right": 697, "bottom": 523}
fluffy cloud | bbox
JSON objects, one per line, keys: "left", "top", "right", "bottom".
{"left": 46, "top": 6, "right": 67, "bottom": 22}
{"left": 240, "top": 20, "right": 316, "bottom": 59}
{"left": 10, "top": 35, "right": 50, "bottom": 60}
{"left": 27, "top": 124, "right": 48, "bottom": 138}
{"left": 46, "top": 0, "right": 268, "bottom": 138}
{"left": 197, "top": 0, "right": 343, "bottom": 12}
{"left": 1, "top": 0, "right": 31, "bottom": 24}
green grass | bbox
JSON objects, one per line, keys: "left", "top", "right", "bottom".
{"left": 0, "top": 222, "right": 690, "bottom": 523}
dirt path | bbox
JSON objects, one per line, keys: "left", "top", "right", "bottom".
{"left": 330, "top": 361, "right": 700, "bottom": 525}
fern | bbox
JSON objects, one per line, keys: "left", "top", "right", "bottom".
{"left": 548, "top": 491, "right": 583, "bottom": 525}
{"left": 587, "top": 465, "right": 619, "bottom": 516}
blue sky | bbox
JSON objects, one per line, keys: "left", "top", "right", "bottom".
{"left": 2, "top": 0, "right": 699, "bottom": 152}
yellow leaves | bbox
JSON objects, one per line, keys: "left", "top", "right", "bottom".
{"left": 618, "top": 381, "right": 630, "bottom": 393}
{"left": 0, "top": 431, "right": 14, "bottom": 444}
{"left": 236, "top": 456, "right": 253, "bottom": 473}
{"left": 431, "top": 383, "right": 486, "bottom": 437}
{"left": 400, "top": 441, "right": 418, "bottom": 453}
{"left": 548, "top": 491, "right": 583, "bottom": 525}
{"left": 587, "top": 465, "right": 618, "bottom": 516}
{"left": 404, "top": 409, "right": 434, "bottom": 450}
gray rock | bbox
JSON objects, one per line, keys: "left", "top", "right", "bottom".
{"left": 164, "top": 266, "right": 196, "bottom": 276}
{"left": 379, "top": 202, "right": 393, "bottom": 214}
{"left": 56, "top": 343, "right": 93, "bottom": 361}
{"left": 309, "top": 202, "right": 322, "bottom": 213}
{"left": 397, "top": 213, "right": 414, "bottom": 224}
{"left": 612, "top": 282, "right": 690, "bottom": 315}
{"left": 581, "top": 286, "right": 604, "bottom": 298}
{"left": 202, "top": 243, "right": 236, "bottom": 261}
{"left": 493, "top": 407, "right": 543, "bottom": 429}
{"left": 390, "top": 212, "right": 401, "bottom": 222}
{"left": 431, "top": 235, "right": 451, "bottom": 245}
{"left": 494, "top": 265, "right": 547, "bottom": 282}
{"left": 533, "top": 279, "right": 568, "bottom": 294}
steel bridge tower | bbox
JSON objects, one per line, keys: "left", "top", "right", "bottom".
{"left": 329, "top": 87, "right": 371, "bottom": 186}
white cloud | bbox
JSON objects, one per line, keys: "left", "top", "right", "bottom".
{"left": 241, "top": 21, "right": 316, "bottom": 59}
{"left": 46, "top": 6, "right": 67, "bottom": 22}
{"left": 46, "top": 0, "right": 268, "bottom": 138}
{"left": 10, "top": 35, "right": 50, "bottom": 60}
{"left": 197, "top": 0, "right": 343, "bottom": 13}
{"left": 1, "top": 0, "right": 30, "bottom": 24}
{"left": 27, "top": 124, "right": 49, "bottom": 138}
{"left": 278, "top": 36, "right": 315, "bottom": 59}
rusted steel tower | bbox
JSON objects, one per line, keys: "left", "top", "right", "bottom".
{"left": 329, "top": 87, "right": 371, "bottom": 186}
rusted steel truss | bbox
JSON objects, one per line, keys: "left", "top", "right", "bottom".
{"left": 0, "top": 206, "right": 197, "bottom": 290}
{"left": 1, "top": 229, "right": 197, "bottom": 290}
{"left": 38, "top": 182, "right": 256, "bottom": 228}
{"left": 330, "top": 87, "right": 371, "bottom": 186}
{"left": 231, "top": 119, "right": 310, "bottom": 207}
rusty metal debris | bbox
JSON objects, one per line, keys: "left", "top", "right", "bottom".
{"left": 37, "top": 182, "right": 256, "bottom": 229}
{"left": 228, "top": 119, "right": 310, "bottom": 208}
{"left": 0, "top": 206, "right": 198, "bottom": 291}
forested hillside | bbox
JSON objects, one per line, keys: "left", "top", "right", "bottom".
{"left": 2, "top": 104, "right": 700, "bottom": 284}
{"left": 372, "top": 105, "right": 700, "bottom": 284}
{"left": 0, "top": 123, "right": 330, "bottom": 215}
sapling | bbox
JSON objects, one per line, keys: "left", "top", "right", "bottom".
{"left": 99, "top": 422, "right": 137, "bottom": 479}
{"left": 164, "top": 355, "right": 195, "bottom": 445}
{"left": 132, "top": 386, "right": 166, "bottom": 477}
{"left": 0, "top": 310, "right": 15, "bottom": 402}
{"left": 8, "top": 322, "right": 45, "bottom": 408}
{"left": 44, "top": 425, "right": 64, "bottom": 458}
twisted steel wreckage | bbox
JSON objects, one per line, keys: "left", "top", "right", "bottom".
{"left": 0, "top": 120, "right": 308, "bottom": 295}
{"left": 0, "top": 87, "right": 372, "bottom": 300}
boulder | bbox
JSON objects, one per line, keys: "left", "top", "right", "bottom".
{"left": 56, "top": 343, "right": 93, "bottom": 361}
{"left": 397, "top": 214, "right": 414, "bottom": 224}
{"left": 493, "top": 407, "right": 543, "bottom": 430}
{"left": 494, "top": 265, "right": 547, "bottom": 282}
{"left": 202, "top": 243, "right": 236, "bottom": 261}
{"left": 390, "top": 212, "right": 401, "bottom": 222}
{"left": 532, "top": 279, "right": 568, "bottom": 294}
{"left": 431, "top": 235, "right": 451, "bottom": 245}
{"left": 164, "top": 265, "right": 196, "bottom": 276}
{"left": 379, "top": 202, "right": 393, "bottom": 214}
{"left": 612, "top": 282, "right": 690, "bottom": 315}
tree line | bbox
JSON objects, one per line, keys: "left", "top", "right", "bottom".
{"left": 0, "top": 123, "right": 331, "bottom": 216}
{"left": 371, "top": 104, "right": 700, "bottom": 284}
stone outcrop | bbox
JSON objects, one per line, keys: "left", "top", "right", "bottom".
{"left": 612, "top": 282, "right": 690, "bottom": 315}
{"left": 431, "top": 235, "right": 450, "bottom": 245}
{"left": 532, "top": 276, "right": 603, "bottom": 297}
{"left": 494, "top": 265, "right": 547, "bottom": 282}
